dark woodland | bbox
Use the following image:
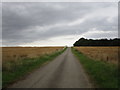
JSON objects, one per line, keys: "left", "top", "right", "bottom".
{"left": 73, "top": 38, "right": 120, "bottom": 46}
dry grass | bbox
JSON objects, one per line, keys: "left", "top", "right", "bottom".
{"left": 74, "top": 47, "right": 119, "bottom": 64}
{"left": 2, "top": 47, "right": 66, "bottom": 87}
{"left": 2, "top": 47, "right": 64, "bottom": 62}
{"left": 2, "top": 47, "right": 64, "bottom": 72}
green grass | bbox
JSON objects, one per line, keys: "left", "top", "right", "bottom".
{"left": 3, "top": 47, "right": 67, "bottom": 88}
{"left": 0, "top": 71, "right": 2, "bottom": 89}
{"left": 72, "top": 48, "right": 118, "bottom": 88}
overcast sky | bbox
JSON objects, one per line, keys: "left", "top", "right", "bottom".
{"left": 2, "top": 2, "right": 118, "bottom": 46}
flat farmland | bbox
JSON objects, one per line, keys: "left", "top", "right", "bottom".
{"left": 2, "top": 47, "right": 65, "bottom": 87}
{"left": 74, "top": 47, "right": 119, "bottom": 64}
{"left": 2, "top": 47, "right": 64, "bottom": 62}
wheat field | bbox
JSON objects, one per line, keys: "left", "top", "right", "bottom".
{"left": 74, "top": 47, "right": 119, "bottom": 64}
{"left": 2, "top": 47, "right": 64, "bottom": 62}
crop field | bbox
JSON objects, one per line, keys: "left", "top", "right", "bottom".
{"left": 74, "top": 47, "right": 119, "bottom": 64}
{"left": 2, "top": 47, "right": 64, "bottom": 71}
{"left": 2, "top": 47, "right": 65, "bottom": 87}
{"left": 2, "top": 47, "right": 64, "bottom": 62}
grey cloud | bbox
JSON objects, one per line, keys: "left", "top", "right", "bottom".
{"left": 2, "top": 2, "right": 118, "bottom": 46}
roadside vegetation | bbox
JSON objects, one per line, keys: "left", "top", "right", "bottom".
{"left": 72, "top": 47, "right": 118, "bottom": 88}
{"left": 74, "top": 47, "right": 118, "bottom": 64}
{"left": 3, "top": 47, "right": 67, "bottom": 88}
{"left": 2, "top": 47, "right": 64, "bottom": 61}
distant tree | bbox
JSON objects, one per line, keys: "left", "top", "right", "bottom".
{"left": 73, "top": 38, "right": 120, "bottom": 46}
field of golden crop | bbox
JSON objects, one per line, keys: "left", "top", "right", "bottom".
{"left": 2, "top": 47, "right": 64, "bottom": 62}
{"left": 74, "top": 47, "right": 119, "bottom": 64}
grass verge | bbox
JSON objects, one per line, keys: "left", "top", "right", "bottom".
{"left": 3, "top": 47, "right": 67, "bottom": 88}
{"left": 72, "top": 47, "right": 118, "bottom": 88}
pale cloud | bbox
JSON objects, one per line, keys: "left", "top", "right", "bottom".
{"left": 2, "top": 2, "right": 118, "bottom": 46}
{"left": 81, "top": 28, "right": 118, "bottom": 39}
{"left": 2, "top": 0, "right": 119, "bottom": 2}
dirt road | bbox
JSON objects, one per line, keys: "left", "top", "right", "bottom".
{"left": 10, "top": 48, "right": 92, "bottom": 88}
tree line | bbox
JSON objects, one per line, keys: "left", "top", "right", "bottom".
{"left": 73, "top": 38, "right": 120, "bottom": 46}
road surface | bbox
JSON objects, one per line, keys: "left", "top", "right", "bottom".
{"left": 10, "top": 48, "right": 92, "bottom": 88}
